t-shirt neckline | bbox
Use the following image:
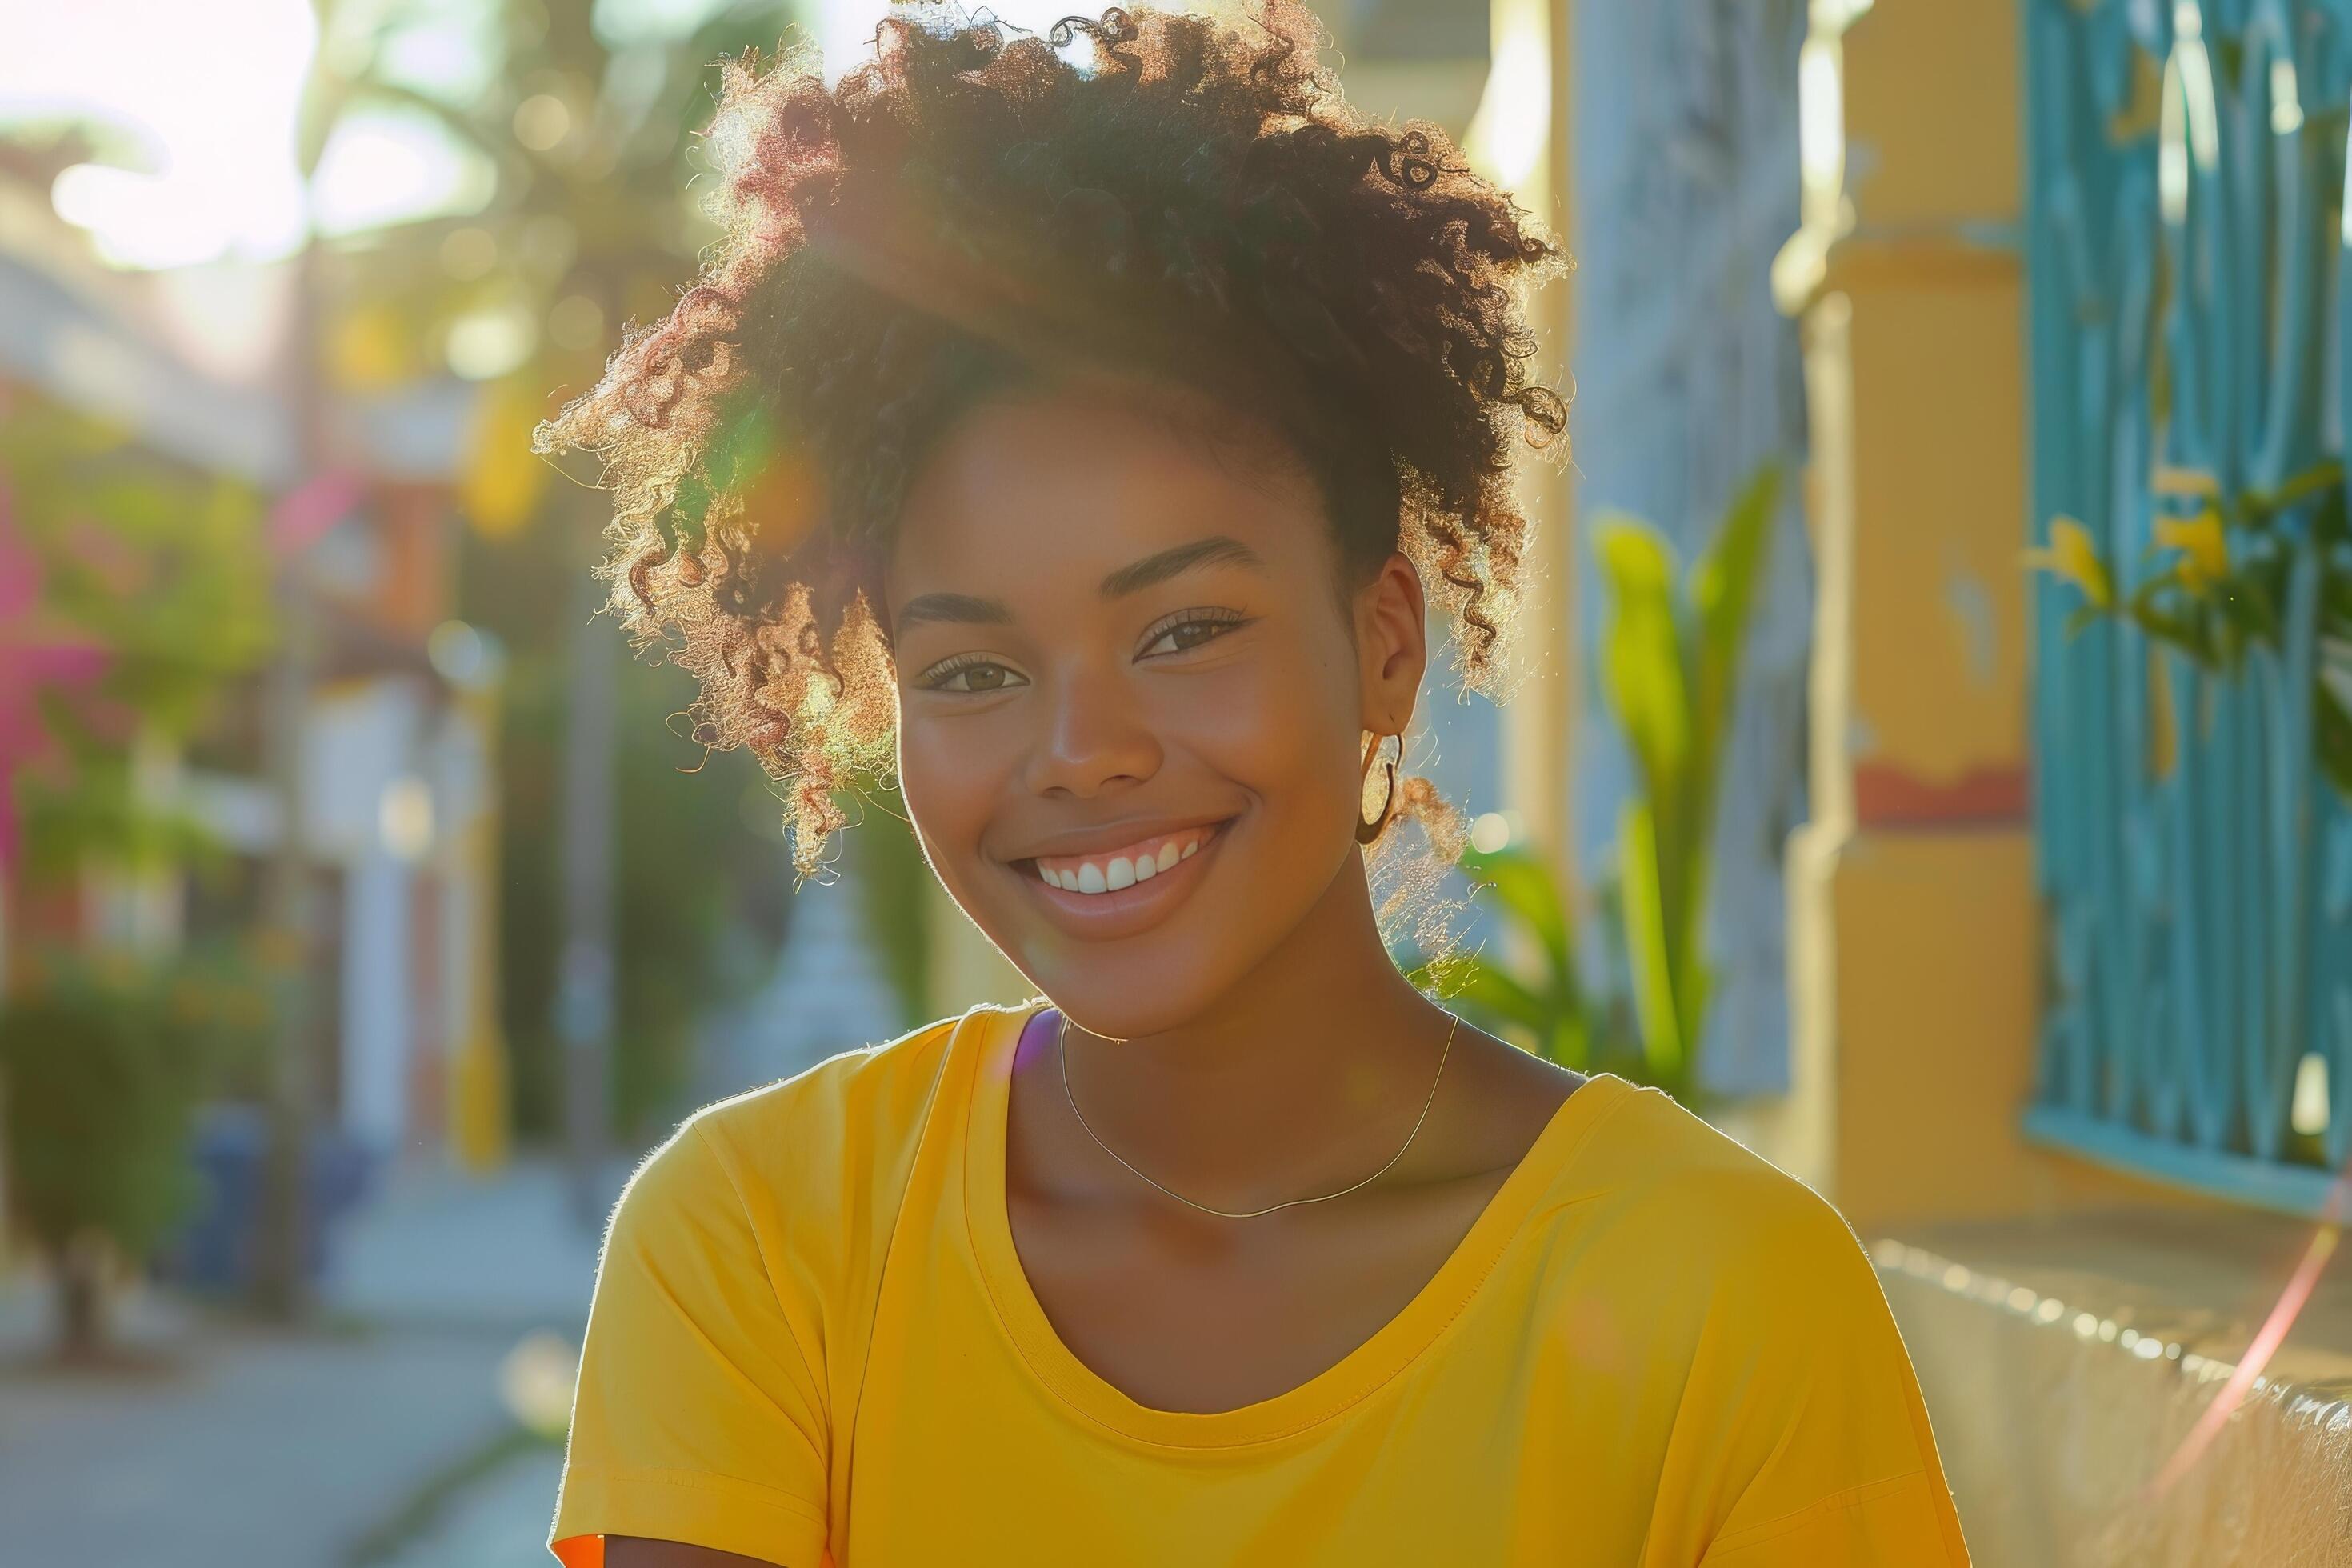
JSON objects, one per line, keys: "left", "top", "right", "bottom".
{"left": 959, "top": 997, "right": 1633, "bottom": 1450}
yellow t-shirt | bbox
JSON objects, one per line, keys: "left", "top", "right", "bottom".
{"left": 549, "top": 998, "right": 1972, "bottom": 1567}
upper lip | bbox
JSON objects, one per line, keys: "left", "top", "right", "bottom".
{"left": 1006, "top": 814, "right": 1234, "bottom": 863}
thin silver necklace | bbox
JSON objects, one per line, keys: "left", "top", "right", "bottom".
{"left": 1054, "top": 1006, "right": 1460, "bottom": 1220}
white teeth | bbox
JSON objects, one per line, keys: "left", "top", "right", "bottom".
{"left": 1038, "top": 825, "right": 1220, "bottom": 895}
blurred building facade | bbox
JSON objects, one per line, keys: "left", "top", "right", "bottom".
{"left": 1730, "top": 2, "right": 2352, "bottom": 1562}
{"left": 0, "top": 181, "right": 509, "bottom": 1177}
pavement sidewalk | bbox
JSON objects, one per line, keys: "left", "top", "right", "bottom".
{"left": 0, "top": 1154, "right": 625, "bottom": 1568}
{"left": 378, "top": 1447, "right": 570, "bottom": 1568}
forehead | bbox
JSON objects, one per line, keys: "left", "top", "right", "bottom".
{"left": 883, "top": 388, "right": 1327, "bottom": 609}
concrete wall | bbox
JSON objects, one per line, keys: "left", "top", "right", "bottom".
{"left": 1569, "top": 0, "right": 1812, "bottom": 1098}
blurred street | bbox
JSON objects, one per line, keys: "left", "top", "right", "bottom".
{"left": 0, "top": 1157, "right": 621, "bottom": 1567}
{"left": 378, "top": 1447, "right": 568, "bottom": 1568}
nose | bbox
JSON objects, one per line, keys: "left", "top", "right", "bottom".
{"left": 1022, "top": 658, "right": 1163, "bottom": 800}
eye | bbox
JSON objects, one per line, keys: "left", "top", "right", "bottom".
{"left": 914, "top": 654, "right": 1030, "bottom": 694}
{"left": 1138, "top": 608, "right": 1253, "bottom": 659}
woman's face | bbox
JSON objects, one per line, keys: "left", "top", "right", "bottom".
{"left": 883, "top": 386, "right": 1426, "bottom": 1038}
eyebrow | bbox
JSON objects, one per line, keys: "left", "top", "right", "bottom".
{"left": 891, "top": 534, "right": 1268, "bottom": 634}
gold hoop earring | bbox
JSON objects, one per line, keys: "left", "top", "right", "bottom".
{"left": 1357, "top": 732, "right": 1398, "bottom": 845}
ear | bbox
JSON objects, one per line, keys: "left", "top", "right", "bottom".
{"left": 1355, "top": 550, "right": 1429, "bottom": 736}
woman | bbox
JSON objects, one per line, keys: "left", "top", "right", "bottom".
{"left": 539, "top": 4, "right": 1973, "bottom": 1565}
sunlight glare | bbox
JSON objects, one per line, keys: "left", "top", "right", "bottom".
{"left": 2293, "top": 1052, "right": 2330, "bottom": 1138}
{"left": 378, "top": 776, "right": 436, "bottom": 863}
{"left": 444, "top": 303, "right": 541, "bottom": 382}
{"left": 311, "top": 106, "right": 498, "bottom": 239}
{"left": 50, "top": 163, "right": 240, "bottom": 271}
{"left": 2270, "top": 56, "right": 2303, "bottom": 138}
{"left": 2, "top": 0, "right": 314, "bottom": 268}
{"left": 6, "top": 0, "right": 494, "bottom": 269}
{"left": 1462, "top": 0, "right": 1550, "bottom": 189}
{"left": 1470, "top": 812, "right": 1513, "bottom": 854}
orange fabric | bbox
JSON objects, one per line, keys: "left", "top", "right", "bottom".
{"left": 548, "top": 998, "right": 1972, "bottom": 1566}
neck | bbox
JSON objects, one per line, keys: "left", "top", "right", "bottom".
{"left": 1051, "top": 850, "right": 1450, "bottom": 1207}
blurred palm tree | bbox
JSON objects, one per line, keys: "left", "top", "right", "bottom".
{"left": 293, "top": 2, "right": 894, "bottom": 1198}
{"left": 301, "top": 0, "right": 794, "bottom": 498}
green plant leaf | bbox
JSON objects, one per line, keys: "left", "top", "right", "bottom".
{"left": 2319, "top": 685, "right": 2352, "bottom": 798}
{"left": 1543, "top": 1010, "right": 1593, "bottom": 1070}
{"left": 1593, "top": 515, "right": 1690, "bottom": 806}
{"left": 1689, "top": 465, "right": 1780, "bottom": 806}
{"left": 1457, "top": 843, "right": 1579, "bottom": 1002}
{"left": 1676, "top": 465, "right": 1777, "bottom": 1014}
{"left": 0, "top": 949, "right": 262, "bottom": 1268}
{"left": 1616, "top": 798, "right": 1682, "bottom": 1078}
{"left": 1438, "top": 953, "right": 1554, "bottom": 1033}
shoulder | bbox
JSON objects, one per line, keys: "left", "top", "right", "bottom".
{"left": 610, "top": 1001, "right": 1015, "bottom": 1247}
{"left": 1519, "top": 1082, "right": 1963, "bottom": 1560}
{"left": 1553, "top": 1078, "right": 1887, "bottom": 1327}
{"left": 1580, "top": 1078, "right": 1861, "bottom": 1238}
{"left": 1561, "top": 1090, "right": 1966, "bottom": 1560}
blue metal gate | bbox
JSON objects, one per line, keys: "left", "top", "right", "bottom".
{"left": 2024, "top": 0, "right": 2352, "bottom": 1211}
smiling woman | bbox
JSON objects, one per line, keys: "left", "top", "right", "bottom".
{"left": 534, "top": 5, "right": 1973, "bottom": 1567}
{"left": 532, "top": 2, "right": 1562, "bottom": 894}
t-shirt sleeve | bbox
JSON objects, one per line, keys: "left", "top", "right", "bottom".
{"left": 1688, "top": 1181, "right": 1974, "bottom": 1567}
{"left": 548, "top": 1118, "right": 831, "bottom": 1568}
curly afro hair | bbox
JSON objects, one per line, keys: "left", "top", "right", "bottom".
{"left": 535, "top": 0, "right": 1568, "bottom": 886}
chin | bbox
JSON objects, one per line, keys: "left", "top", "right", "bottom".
{"left": 1001, "top": 941, "right": 1231, "bottom": 1042}
{"left": 982, "top": 907, "right": 1268, "bottom": 1042}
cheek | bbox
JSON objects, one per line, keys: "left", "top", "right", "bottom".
{"left": 1187, "top": 663, "right": 1347, "bottom": 812}
{"left": 894, "top": 709, "right": 1002, "bottom": 866}
{"left": 1185, "top": 630, "right": 1373, "bottom": 841}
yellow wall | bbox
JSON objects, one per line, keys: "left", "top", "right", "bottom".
{"left": 1839, "top": 0, "right": 2020, "bottom": 231}
{"left": 1767, "top": 0, "right": 2202, "bottom": 1232}
{"left": 1845, "top": 262, "right": 2030, "bottom": 782}
{"left": 1828, "top": 832, "right": 2201, "bottom": 1230}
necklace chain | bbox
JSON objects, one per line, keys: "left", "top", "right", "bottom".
{"left": 1054, "top": 1006, "right": 1459, "bottom": 1220}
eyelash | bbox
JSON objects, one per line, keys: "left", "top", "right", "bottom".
{"left": 914, "top": 608, "right": 1253, "bottom": 693}
{"left": 1139, "top": 606, "right": 1251, "bottom": 658}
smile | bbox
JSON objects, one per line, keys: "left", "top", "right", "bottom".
{"left": 1014, "top": 817, "right": 1237, "bottom": 938}
{"left": 1034, "top": 822, "right": 1221, "bottom": 893}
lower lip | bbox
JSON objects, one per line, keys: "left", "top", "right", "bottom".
{"left": 1016, "top": 819, "right": 1236, "bottom": 941}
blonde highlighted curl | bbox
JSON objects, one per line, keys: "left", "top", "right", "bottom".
{"left": 534, "top": 0, "right": 1568, "bottom": 885}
